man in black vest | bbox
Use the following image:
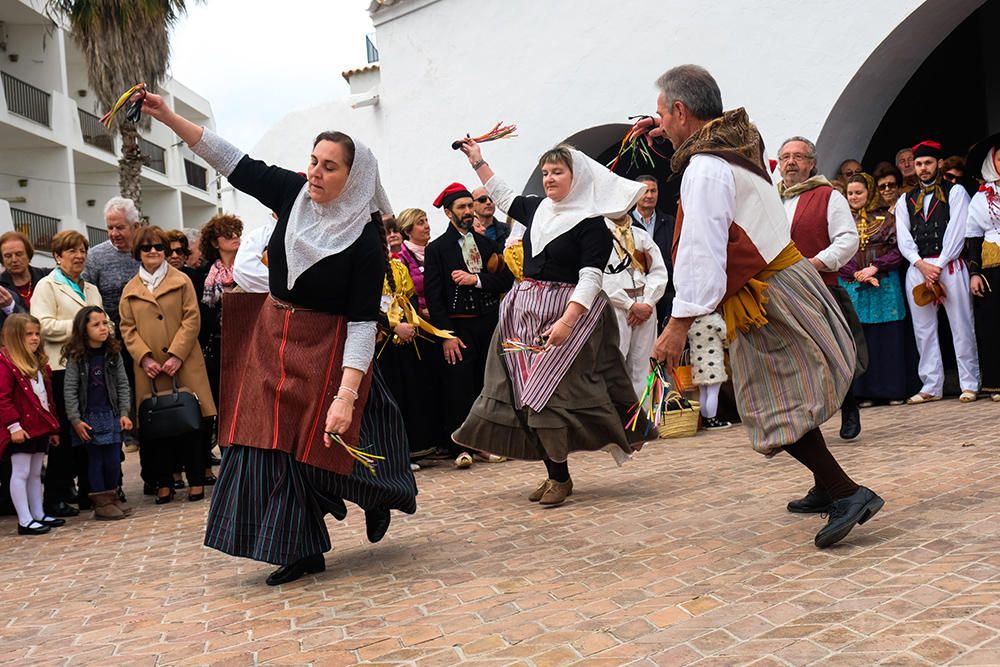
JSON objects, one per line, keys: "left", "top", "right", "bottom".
{"left": 630, "top": 175, "right": 675, "bottom": 328}
{"left": 424, "top": 182, "right": 514, "bottom": 468}
{"left": 895, "top": 140, "right": 980, "bottom": 404}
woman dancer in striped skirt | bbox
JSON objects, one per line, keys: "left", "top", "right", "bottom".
{"left": 452, "top": 140, "right": 650, "bottom": 506}
{"left": 140, "top": 93, "right": 416, "bottom": 586}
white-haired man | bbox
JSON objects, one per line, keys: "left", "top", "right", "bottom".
{"left": 83, "top": 197, "right": 142, "bottom": 330}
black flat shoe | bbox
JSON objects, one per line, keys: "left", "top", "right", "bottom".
{"left": 365, "top": 508, "right": 391, "bottom": 544}
{"left": 44, "top": 501, "right": 79, "bottom": 518}
{"left": 172, "top": 479, "right": 187, "bottom": 490}
{"left": 787, "top": 485, "right": 832, "bottom": 514}
{"left": 203, "top": 474, "right": 218, "bottom": 486}
{"left": 155, "top": 488, "right": 175, "bottom": 505}
{"left": 209, "top": 455, "right": 222, "bottom": 466}
{"left": 39, "top": 516, "right": 66, "bottom": 527}
{"left": 188, "top": 487, "right": 205, "bottom": 502}
{"left": 265, "top": 554, "right": 325, "bottom": 586}
{"left": 18, "top": 520, "right": 50, "bottom": 535}
{"left": 839, "top": 405, "right": 861, "bottom": 440}
{"left": 815, "top": 486, "right": 884, "bottom": 548}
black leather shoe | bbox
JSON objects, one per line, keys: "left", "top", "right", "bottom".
{"left": 172, "top": 479, "right": 187, "bottom": 490}
{"left": 265, "top": 554, "right": 325, "bottom": 586}
{"left": 815, "top": 486, "right": 884, "bottom": 548}
{"left": 155, "top": 488, "right": 175, "bottom": 505}
{"left": 365, "top": 508, "right": 391, "bottom": 543}
{"left": 44, "top": 501, "right": 79, "bottom": 518}
{"left": 209, "top": 455, "right": 222, "bottom": 466}
{"left": 840, "top": 405, "right": 861, "bottom": 440}
{"left": 203, "top": 473, "right": 218, "bottom": 486}
{"left": 18, "top": 520, "right": 51, "bottom": 535}
{"left": 787, "top": 486, "right": 832, "bottom": 514}
{"left": 39, "top": 516, "right": 66, "bottom": 527}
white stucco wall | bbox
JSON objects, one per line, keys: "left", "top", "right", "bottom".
{"left": 233, "top": 0, "right": 985, "bottom": 235}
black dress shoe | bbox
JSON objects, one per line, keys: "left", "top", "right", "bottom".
{"left": 155, "top": 488, "right": 175, "bottom": 505}
{"left": 203, "top": 473, "right": 218, "bottom": 486}
{"left": 44, "top": 501, "right": 79, "bottom": 518}
{"left": 787, "top": 486, "right": 832, "bottom": 514}
{"left": 815, "top": 486, "right": 884, "bottom": 548}
{"left": 209, "top": 455, "right": 222, "bottom": 466}
{"left": 18, "top": 520, "right": 51, "bottom": 535}
{"left": 365, "top": 508, "right": 391, "bottom": 543}
{"left": 265, "top": 554, "right": 325, "bottom": 586}
{"left": 172, "top": 479, "right": 187, "bottom": 490}
{"left": 840, "top": 405, "right": 861, "bottom": 440}
{"left": 39, "top": 516, "right": 66, "bottom": 527}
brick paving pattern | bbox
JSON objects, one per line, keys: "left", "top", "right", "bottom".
{"left": 1, "top": 399, "right": 998, "bottom": 666}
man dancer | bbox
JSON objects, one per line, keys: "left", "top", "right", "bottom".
{"left": 631, "top": 175, "right": 676, "bottom": 325}
{"left": 424, "top": 183, "right": 513, "bottom": 468}
{"left": 471, "top": 186, "right": 509, "bottom": 252}
{"left": 895, "top": 140, "right": 980, "bottom": 403}
{"left": 640, "top": 64, "right": 883, "bottom": 549}
{"left": 603, "top": 214, "right": 669, "bottom": 396}
{"left": 776, "top": 136, "right": 866, "bottom": 441}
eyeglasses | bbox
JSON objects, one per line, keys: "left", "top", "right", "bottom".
{"left": 138, "top": 243, "right": 166, "bottom": 253}
{"left": 166, "top": 247, "right": 189, "bottom": 257}
{"left": 877, "top": 183, "right": 898, "bottom": 191}
{"left": 474, "top": 196, "right": 493, "bottom": 204}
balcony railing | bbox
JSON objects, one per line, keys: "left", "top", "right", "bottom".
{"left": 1, "top": 71, "right": 51, "bottom": 127}
{"left": 10, "top": 208, "right": 59, "bottom": 253}
{"left": 366, "top": 34, "right": 379, "bottom": 64}
{"left": 79, "top": 109, "right": 115, "bottom": 153}
{"left": 184, "top": 159, "right": 208, "bottom": 191}
{"left": 86, "top": 226, "right": 109, "bottom": 247}
{"left": 139, "top": 137, "right": 166, "bottom": 173}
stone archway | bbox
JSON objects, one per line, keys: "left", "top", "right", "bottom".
{"left": 815, "top": 0, "right": 987, "bottom": 175}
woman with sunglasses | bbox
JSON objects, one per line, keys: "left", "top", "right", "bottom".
{"left": 118, "top": 226, "right": 217, "bottom": 503}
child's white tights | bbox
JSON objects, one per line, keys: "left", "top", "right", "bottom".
{"left": 698, "top": 383, "right": 721, "bottom": 420}
{"left": 10, "top": 452, "right": 45, "bottom": 526}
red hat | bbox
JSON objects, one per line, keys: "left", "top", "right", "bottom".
{"left": 433, "top": 182, "right": 473, "bottom": 209}
{"left": 912, "top": 140, "right": 942, "bottom": 160}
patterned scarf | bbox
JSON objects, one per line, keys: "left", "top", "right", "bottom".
{"left": 670, "top": 107, "right": 770, "bottom": 182}
{"left": 460, "top": 232, "right": 482, "bottom": 274}
{"left": 202, "top": 259, "right": 235, "bottom": 307}
{"left": 777, "top": 175, "right": 834, "bottom": 201}
{"left": 610, "top": 217, "right": 643, "bottom": 271}
{"left": 912, "top": 175, "right": 948, "bottom": 213}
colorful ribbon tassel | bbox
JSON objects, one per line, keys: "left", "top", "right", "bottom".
{"left": 100, "top": 83, "right": 147, "bottom": 128}
{"left": 327, "top": 432, "right": 386, "bottom": 475}
{"left": 451, "top": 121, "right": 518, "bottom": 149}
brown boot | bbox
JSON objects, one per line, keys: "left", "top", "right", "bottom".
{"left": 538, "top": 479, "right": 573, "bottom": 506}
{"left": 529, "top": 478, "right": 573, "bottom": 502}
{"left": 90, "top": 491, "right": 125, "bottom": 520}
{"left": 113, "top": 496, "right": 134, "bottom": 517}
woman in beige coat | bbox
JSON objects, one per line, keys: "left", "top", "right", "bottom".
{"left": 119, "top": 226, "right": 216, "bottom": 504}
{"left": 30, "top": 230, "right": 103, "bottom": 517}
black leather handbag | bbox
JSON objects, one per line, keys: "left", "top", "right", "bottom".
{"left": 138, "top": 377, "right": 202, "bottom": 440}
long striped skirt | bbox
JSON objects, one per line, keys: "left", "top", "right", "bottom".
{"left": 204, "top": 366, "right": 417, "bottom": 566}
{"left": 453, "top": 280, "right": 646, "bottom": 464}
{"left": 730, "top": 259, "right": 855, "bottom": 455}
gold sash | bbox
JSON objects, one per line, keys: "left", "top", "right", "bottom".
{"left": 983, "top": 240, "right": 1000, "bottom": 269}
{"left": 383, "top": 260, "right": 454, "bottom": 341}
{"left": 721, "top": 243, "right": 803, "bottom": 341}
{"left": 503, "top": 242, "right": 525, "bottom": 282}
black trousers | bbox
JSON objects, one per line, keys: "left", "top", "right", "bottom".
{"left": 44, "top": 370, "right": 89, "bottom": 506}
{"left": 147, "top": 422, "right": 208, "bottom": 489}
{"left": 441, "top": 314, "right": 498, "bottom": 450}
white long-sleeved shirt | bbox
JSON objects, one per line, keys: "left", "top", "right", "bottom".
{"left": 894, "top": 183, "right": 971, "bottom": 265}
{"left": 603, "top": 222, "right": 669, "bottom": 312}
{"left": 232, "top": 219, "right": 277, "bottom": 294}
{"left": 965, "top": 190, "right": 1000, "bottom": 246}
{"left": 782, "top": 188, "right": 858, "bottom": 271}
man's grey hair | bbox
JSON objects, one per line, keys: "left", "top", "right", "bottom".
{"left": 780, "top": 136, "right": 818, "bottom": 176}
{"left": 655, "top": 65, "right": 723, "bottom": 121}
{"left": 183, "top": 228, "right": 201, "bottom": 244}
{"left": 635, "top": 174, "right": 658, "bottom": 185}
{"left": 103, "top": 196, "right": 140, "bottom": 224}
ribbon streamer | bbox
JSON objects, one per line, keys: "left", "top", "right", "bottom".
{"left": 625, "top": 360, "right": 690, "bottom": 433}
{"left": 326, "top": 432, "right": 386, "bottom": 475}
{"left": 100, "top": 83, "right": 147, "bottom": 128}
{"left": 451, "top": 121, "right": 518, "bottom": 149}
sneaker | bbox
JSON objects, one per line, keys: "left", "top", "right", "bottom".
{"left": 454, "top": 452, "right": 473, "bottom": 469}
{"left": 410, "top": 462, "right": 421, "bottom": 472}
{"left": 702, "top": 416, "right": 732, "bottom": 430}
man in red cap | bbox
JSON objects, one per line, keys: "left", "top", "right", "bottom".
{"left": 895, "top": 140, "right": 980, "bottom": 404}
{"left": 424, "top": 183, "right": 513, "bottom": 468}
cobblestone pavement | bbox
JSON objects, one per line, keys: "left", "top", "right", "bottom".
{"left": 1, "top": 399, "right": 999, "bottom": 666}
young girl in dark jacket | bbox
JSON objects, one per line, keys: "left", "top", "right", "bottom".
{"left": 62, "top": 306, "right": 132, "bottom": 520}
{"left": 0, "top": 313, "right": 61, "bottom": 534}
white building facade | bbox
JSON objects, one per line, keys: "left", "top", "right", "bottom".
{"left": 0, "top": 0, "right": 219, "bottom": 264}
{"left": 231, "top": 0, "right": 998, "bottom": 234}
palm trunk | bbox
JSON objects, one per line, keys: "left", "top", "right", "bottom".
{"left": 119, "top": 124, "right": 143, "bottom": 214}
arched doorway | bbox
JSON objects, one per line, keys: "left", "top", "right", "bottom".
{"left": 815, "top": 0, "right": 988, "bottom": 175}
{"left": 520, "top": 123, "right": 679, "bottom": 217}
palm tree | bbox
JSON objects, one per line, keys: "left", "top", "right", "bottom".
{"left": 46, "top": 0, "right": 194, "bottom": 212}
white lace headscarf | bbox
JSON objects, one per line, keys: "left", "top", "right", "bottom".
{"left": 529, "top": 148, "right": 646, "bottom": 257}
{"left": 285, "top": 138, "right": 392, "bottom": 289}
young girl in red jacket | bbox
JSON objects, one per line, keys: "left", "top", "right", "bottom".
{"left": 0, "top": 313, "right": 61, "bottom": 535}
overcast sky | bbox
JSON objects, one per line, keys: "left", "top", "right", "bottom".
{"left": 169, "top": 0, "right": 374, "bottom": 150}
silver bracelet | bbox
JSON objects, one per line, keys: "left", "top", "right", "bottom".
{"left": 338, "top": 386, "right": 359, "bottom": 399}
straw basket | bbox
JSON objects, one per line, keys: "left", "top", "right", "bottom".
{"left": 657, "top": 390, "right": 700, "bottom": 439}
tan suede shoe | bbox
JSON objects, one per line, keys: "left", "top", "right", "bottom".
{"left": 539, "top": 479, "right": 573, "bottom": 506}
{"left": 529, "top": 478, "right": 574, "bottom": 502}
